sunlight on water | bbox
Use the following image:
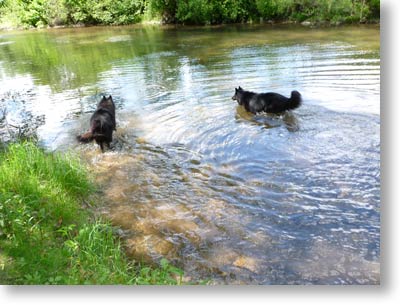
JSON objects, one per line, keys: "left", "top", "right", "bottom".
{"left": 0, "top": 24, "right": 380, "bottom": 284}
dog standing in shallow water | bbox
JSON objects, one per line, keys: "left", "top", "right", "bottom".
{"left": 77, "top": 95, "right": 116, "bottom": 152}
{"left": 232, "top": 86, "right": 302, "bottom": 114}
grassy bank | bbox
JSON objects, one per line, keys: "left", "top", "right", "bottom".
{"left": 0, "top": 141, "right": 183, "bottom": 284}
{"left": 0, "top": 0, "right": 380, "bottom": 29}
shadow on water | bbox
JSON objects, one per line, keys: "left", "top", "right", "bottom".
{"left": 235, "top": 105, "right": 300, "bottom": 132}
{"left": 0, "top": 24, "right": 380, "bottom": 284}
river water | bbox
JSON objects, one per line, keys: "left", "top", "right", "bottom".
{"left": 0, "top": 24, "right": 380, "bottom": 284}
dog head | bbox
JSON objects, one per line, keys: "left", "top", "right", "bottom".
{"left": 98, "top": 95, "right": 115, "bottom": 112}
{"left": 232, "top": 86, "right": 244, "bottom": 105}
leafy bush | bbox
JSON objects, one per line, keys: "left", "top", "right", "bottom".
{"left": 153, "top": 0, "right": 257, "bottom": 24}
{"left": 254, "top": 0, "right": 380, "bottom": 24}
{"left": 0, "top": 0, "right": 380, "bottom": 28}
{"left": 64, "top": 0, "right": 145, "bottom": 25}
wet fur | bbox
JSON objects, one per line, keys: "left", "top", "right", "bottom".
{"left": 232, "top": 86, "right": 302, "bottom": 114}
{"left": 77, "top": 95, "right": 116, "bottom": 152}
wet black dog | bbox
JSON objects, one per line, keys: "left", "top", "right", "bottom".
{"left": 232, "top": 86, "right": 302, "bottom": 114}
{"left": 77, "top": 95, "right": 116, "bottom": 152}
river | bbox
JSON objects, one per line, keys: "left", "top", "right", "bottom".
{"left": 0, "top": 24, "right": 380, "bottom": 284}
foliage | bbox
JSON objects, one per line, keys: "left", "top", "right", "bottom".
{"left": 149, "top": 0, "right": 380, "bottom": 24}
{"left": 0, "top": 0, "right": 68, "bottom": 27}
{"left": 174, "top": 0, "right": 257, "bottom": 25}
{"left": 0, "top": 141, "right": 183, "bottom": 284}
{"left": 253, "top": 0, "right": 380, "bottom": 23}
{"left": 0, "top": 0, "right": 380, "bottom": 28}
{"left": 64, "top": 0, "right": 145, "bottom": 25}
{"left": 0, "top": 0, "right": 145, "bottom": 27}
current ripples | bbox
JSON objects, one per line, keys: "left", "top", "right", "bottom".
{"left": 0, "top": 25, "right": 380, "bottom": 284}
{"left": 82, "top": 39, "right": 380, "bottom": 284}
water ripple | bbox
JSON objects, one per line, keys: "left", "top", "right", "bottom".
{"left": 1, "top": 26, "right": 380, "bottom": 284}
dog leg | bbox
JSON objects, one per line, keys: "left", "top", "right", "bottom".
{"left": 77, "top": 131, "right": 93, "bottom": 143}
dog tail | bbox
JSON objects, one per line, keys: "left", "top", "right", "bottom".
{"left": 286, "top": 91, "right": 302, "bottom": 111}
{"left": 77, "top": 131, "right": 94, "bottom": 143}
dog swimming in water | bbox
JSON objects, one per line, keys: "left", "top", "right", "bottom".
{"left": 232, "top": 86, "right": 302, "bottom": 114}
{"left": 77, "top": 95, "right": 116, "bottom": 152}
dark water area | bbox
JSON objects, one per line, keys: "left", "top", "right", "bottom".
{"left": 0, "top": 24, "right": 380, "bottom": 284}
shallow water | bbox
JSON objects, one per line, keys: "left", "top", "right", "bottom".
{"left": 0, "top": 24, "right": 380, "bottom": 284}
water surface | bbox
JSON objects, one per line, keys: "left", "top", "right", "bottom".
{"left": 0, "top": 24, "right": 380, "bottom": 284}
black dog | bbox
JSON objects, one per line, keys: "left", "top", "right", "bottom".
{"left": 77, "top": 95, "right": 116, "bottom": 152}
{"left": 232, "top": 86, "right": 302, "bottom": 114}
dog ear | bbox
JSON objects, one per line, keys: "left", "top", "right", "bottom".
{"left": 238, "top": 86, "right": 243, "bottom": 91}
{"left": 102, "top": 95, "right": 106, "bottom": 99}
{"left": 108, "top": 95, "right": 112, "bottom": 99}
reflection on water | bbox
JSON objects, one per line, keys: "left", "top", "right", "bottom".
{"left": 0, "top": 24, "right": 380, "bottom": 284}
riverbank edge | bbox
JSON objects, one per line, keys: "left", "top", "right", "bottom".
{"left": 0, "top": 17, "right": 380, "bottom": 32}
{"left": 0, "top": 141, "right": 184, "bottom": 285}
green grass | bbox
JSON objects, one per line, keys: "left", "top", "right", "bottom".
{"left": 0, "top": 141, "right": 183, "bottom": 284}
